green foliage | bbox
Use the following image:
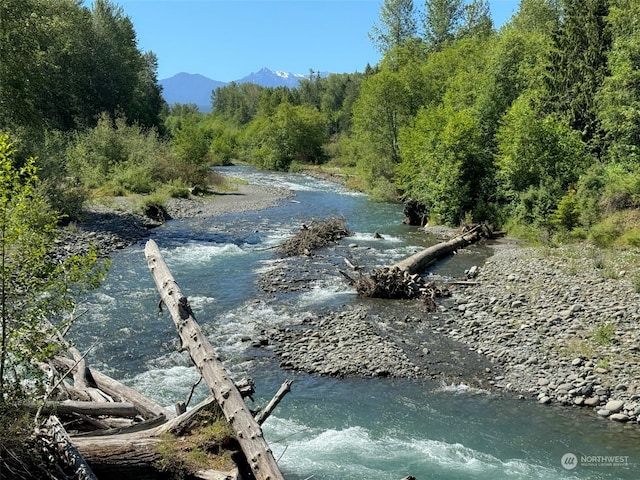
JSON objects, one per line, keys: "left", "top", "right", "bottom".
{"left": 66, "top": 115, "right": 169, "bottom": 194}
{"left": 211, "top": 82, "right": 265, "bottom": 124}
{"left": 597, "top": 0, "right": 640, "bottom": 164}
{"left": 552, "top": 189, "right": 580, "bottom": 230}
{"left": 545, "top": 0, "right": 610, "bottom": 153}
{"left": 0, "top": 0, "right": 165, "bottom": 135}
{"left": 369, "top": 0, "right": 418, "bottom": 53}
{"left": 243, "top": 103, "right": 328, "bottom": 171}
{"left": 0, "top": 134, "right": 107, "bottom": 409}
{"left": 495, "top": 96, "right": 588, "bottom": 196}
{"left": 592, "top": 322, "right": 615, "bottom": 346}
{"left": 423, "top": 0, "right": 464, "bottom": 48}
{"left": 172, "top": 118, "right": 211, "bottom": 164}
{"left": 164, "top": 179, "right": 191, "bottom": 199}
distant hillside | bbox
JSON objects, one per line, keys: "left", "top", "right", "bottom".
{"left": 160, "top": 67, "right": 317, "bottom": 112}
{"left": 159, "top": 73, "right": 227, "bottom": 112}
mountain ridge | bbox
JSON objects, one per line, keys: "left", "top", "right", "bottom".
{"left": 159, "top": 67, "right": 314, "bottom": 112}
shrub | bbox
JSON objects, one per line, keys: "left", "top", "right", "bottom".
{"left": 138, "top": 191, "right": 170, "bottom": 222}
{"left": 165, "top": 179, "right": 191, "bottom": 198}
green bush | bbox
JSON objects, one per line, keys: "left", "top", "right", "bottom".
{"left": 552, "top": 189, "right": 580, "bottom": 230}
{"left": 66, "top": 114, "right": 169, "bottom": 192}
{"left": 112, "top": 163, "right": 156, "bottom": 194}
{"left": 165, "top": 178, "right": 191, "bottom": 198}
{"left": 592, "top": 323, "right": 615, "bottom": 346}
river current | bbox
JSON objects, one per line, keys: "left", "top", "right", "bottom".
{"left": 73, "top": 166, "right": 638, "bottom": 479}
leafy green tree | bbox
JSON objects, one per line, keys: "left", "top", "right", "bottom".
{"left": 351, "top": 42, "right": 429, "bottom": 197}
{"left": 458, "top": 0, "right": 493, "bottom": 38}
{"left": 395, "top": 34, "right": 498, "bottom": 224}
{"left": 172, "top": 117, "right": 211, "bottom": 164}
{"left": 245, "top": 103, "right": 328, "bottom": 171}
{"left": 0, "top": 0, "right": 164, "bottom": 135}
{"left": 495, "top": 94, "right": 589, "bottom": 225}
{"left": 211, "top": 82, "right": 265, "bottom": 124}
{"left": 0, "top": 134, "right": 106, "bottom": 407}
{"left": 369, "top": 0, "right": 418, "bottom": 53}
{"left": 422, "top": 0, "right": 463, "bottom": 48}
{"left": 351, "top": 68, "right": 406, "bottom": 190}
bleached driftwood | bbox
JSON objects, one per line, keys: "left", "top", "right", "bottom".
{"left": 145, "top": 239, "right": 285, "bottom": 480}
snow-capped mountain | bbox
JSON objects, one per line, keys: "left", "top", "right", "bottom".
{"left": 236, "top": 67, "right": 307, "bottom": 88}
{"left": 159, "top": 67, "right": 310, "bottom": 111}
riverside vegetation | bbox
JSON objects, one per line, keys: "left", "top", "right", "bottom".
{"left": 4, "top": 0, "right": 640, "bottom": 477}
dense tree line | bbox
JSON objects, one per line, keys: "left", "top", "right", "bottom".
{"left": 178, "top": 0, "right": 640, "bottom": 246}
{"left": 0, "top": 0, "right": 224, "bottom": 220}
{"left": 1, "top": 0, "right": 164, "bottom": 134}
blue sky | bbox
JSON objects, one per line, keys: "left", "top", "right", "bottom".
{"left": 116, "top": 0, "right": 521, "bottom": 82}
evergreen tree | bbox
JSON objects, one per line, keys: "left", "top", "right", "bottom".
{"left": 546, "top": 0, "right": 611, "bottom": 155}
{"left": 597, "top": 0, "right": 640, "bottom": 163}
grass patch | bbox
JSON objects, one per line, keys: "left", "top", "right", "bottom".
{"left": 592, "top": 322, "right": 615, "bottom": 346}
{"left": 561, "top": 338, "right": 595, "bottom": 359}
{"left": 157, "top": 407, "right": 237, "bottom": 477}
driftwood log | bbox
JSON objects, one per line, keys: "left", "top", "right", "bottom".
{"left": 349, "top": 225, "right": 487, "bottom": 306}
{"left": 391, "top": 224, "right": 483, "bottom": 274}
{"left": 69, "top": 396, "right": 240, "bottom": 480}
{"left": 53, "top": 355, "right": 173, "bottom": 421}
{"left": 145, "top": 239, "right": 285, "bottom": 480}
{"left": 278, "top": 216, "right": 350, "bottom": 256}
{"left": 43, "top": 416, "right": 98, "bottom": 480}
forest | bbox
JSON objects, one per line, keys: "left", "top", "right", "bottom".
{"left": 190, "top": 0, "right": 640, "bottom": 247}
{"left": 3, "top": 0, "right": 640, "bottom": 247}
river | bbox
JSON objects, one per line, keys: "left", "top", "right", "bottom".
{"left": 72, "top": 166, "right": 638, "bottom": 479}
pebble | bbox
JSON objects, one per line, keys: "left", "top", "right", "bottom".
{"left": 604, "top": 400, "right": 625, "bottom": 413}
{"left": 440, "top": 243, "right": 640, "bottom": 425}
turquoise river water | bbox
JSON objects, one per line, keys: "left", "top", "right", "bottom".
{"left": 72, "top": 166, "right": 640, "bottom": 479}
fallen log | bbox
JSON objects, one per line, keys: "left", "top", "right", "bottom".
{"left": 39, "top": 400, "right": 139, "bottom": 418}
{"left": 53, "top": 355, "right": 173, "bottom": 421}
{"left": 43, "top": 416, "right": 98, "bottom": 480}
{"left": 392, "top": 224, "right": 482, "bottom": 274}
{"left": 145, "top": 239, "right": 285, "bottom": 480}
{"left": 354, "top": 224, "right": 487, "bottom": 303}
{"left": 72, "top": 402, "right": 240, "bottom": 480}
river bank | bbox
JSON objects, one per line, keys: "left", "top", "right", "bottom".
{"left": 56, "top": 182, "right": 293, "bottom": 258}
{"left": 61, "top": 175, "right": 640, "bottom": 428}
{"left": 445, "top": 242, "right": 640, "bottom": 424}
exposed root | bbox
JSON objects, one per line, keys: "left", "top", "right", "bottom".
{"left": 354, "top": 267, "right": 450, "bottom": 310}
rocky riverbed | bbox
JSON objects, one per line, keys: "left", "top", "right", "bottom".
{"left": 253, "top": 234, "right": 640, "bottom": 426}
{"left": 58, "top": 179, "right": 640, "bottom": 427}
{"left": 443, "top": 242, "right": 640, "bottom": 425}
